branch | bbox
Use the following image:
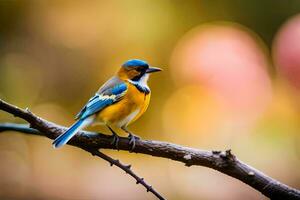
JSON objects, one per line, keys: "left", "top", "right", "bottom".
{"left": 0, "top": 99, "right": 299, "bottom": 200}
{"left": 0, "top": 124, "right": 163, "bottom": 199}
{"left": 0, "top": 101, "right": 164, "bottom": 200}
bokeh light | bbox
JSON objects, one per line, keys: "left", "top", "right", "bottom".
{"left": 170, "top": 23, "right": 272, "bottom": 123}
{"left": 273, "top": 14, "right": 300, "bottom": 91}
{"left": 0, "top": 1, "right": 300, "bottom": 200}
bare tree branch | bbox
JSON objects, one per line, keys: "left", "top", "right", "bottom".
{"left": 0, "top": 99, "right": 299, "bottom": 200}
{"left": 0, "top": 123, "right": 164, "bottom": 200}
{"left": 0, "top": 101, "right": 164, "bottom": 200}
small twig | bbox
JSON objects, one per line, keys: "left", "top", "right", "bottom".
{"left": 0, "top": 124, "right": 164, "bottom": 199}
{"left": 0, "top": 99, "right": 300, "bottom": 200}
{"left": 85, "top": 148, "right": 164, "bottom": 200}
{"left": 0, "top": 102, "right": 164, "bottom": 200}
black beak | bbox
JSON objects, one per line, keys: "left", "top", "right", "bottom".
{"left": 146, "top": 67, "right": 162, "bottom": 73}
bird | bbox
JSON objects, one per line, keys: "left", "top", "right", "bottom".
{"left": 52, "top": 59, "right": 162, "bottom": 150}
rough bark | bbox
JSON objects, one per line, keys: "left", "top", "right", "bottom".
{"left": 0, "top": 99, "right": 299, "bottom": 200}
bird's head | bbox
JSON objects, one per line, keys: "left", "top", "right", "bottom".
{"left": 118, "top": 59, "right": 162, "bottom": 81}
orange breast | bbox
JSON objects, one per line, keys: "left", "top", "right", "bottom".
{"left": 97, "top": 82, "right": 150, "bottom": 127}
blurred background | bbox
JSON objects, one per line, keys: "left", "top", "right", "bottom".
{"left": 0, "top": 0, "right": 300, "bottom": 199}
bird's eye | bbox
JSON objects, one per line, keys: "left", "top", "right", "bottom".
{"left": 136, "top": 67, "right": 144, "bottom": 72}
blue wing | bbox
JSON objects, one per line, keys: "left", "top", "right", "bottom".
{"left": 75, "top": 76, "right": 127, "bottom": 120}
{"left": 53, "top": 76, "right": 127, "bottom": 148}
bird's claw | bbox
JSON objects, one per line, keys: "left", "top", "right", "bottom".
{"left": 111, "top": 134, "right": 120, "bottom": 150}
{"left": 128, "top": 134, "right": 140, "bottom": 152}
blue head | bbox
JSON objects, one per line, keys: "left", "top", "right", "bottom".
{"left": 119, "top": 59, "right": 162, "bottom": 81}
{"left": 122, "top": 59, "right": 149, "bottom": 69}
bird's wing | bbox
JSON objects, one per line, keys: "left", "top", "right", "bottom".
{"left": 75, "top": 76, "right": 127, "bottom": 120}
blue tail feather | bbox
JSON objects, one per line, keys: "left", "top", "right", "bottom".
{"left": 52, "top": 119, "right": 85, "bottom": 148}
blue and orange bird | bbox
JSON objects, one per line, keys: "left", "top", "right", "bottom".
{"left": 52, "top": 59, "right": 162, "bottom": 150}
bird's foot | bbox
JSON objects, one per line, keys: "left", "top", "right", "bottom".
{"left": 111, "top": 133, "right": 120, "bottom": 150}
{"left": 128, "top": 133, "right": 140, "bottom": 152}
{"left": 107, "top": 125, "right": 120, "bottom": 150}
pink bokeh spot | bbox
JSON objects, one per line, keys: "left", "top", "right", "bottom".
{"left": 171, "top": 24, "right": 272, "bottom": 119}
{"left": 273, "top": 14, "right": 300, "bottom": 90}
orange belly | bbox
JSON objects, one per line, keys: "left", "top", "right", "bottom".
{"left": 97, "top": 83, "right": 150, "bottom": 127}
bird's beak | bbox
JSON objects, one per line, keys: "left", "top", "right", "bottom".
{"left": 146, "top": 67, "right": 162, "bottom": 73}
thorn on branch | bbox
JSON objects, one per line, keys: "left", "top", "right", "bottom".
{"left": 136, "top": 178, "right": 144, "bottom": 184}
{"left": 147, "top": 186, "right": 153, "bottom": 192}
{"left": 126, "top": 164, "right": 132, "bottom": 169}
{"left": 225, "top": 149, "right": 232, "bottom": 156}
{"left": 220, "top": 149, "right": 236, "bottom": 162}
{"left": 25, "top": 107, "right": 34, "bottom": 118}
{"left": 226, "top": 149, "right": 236, "bottom": 160}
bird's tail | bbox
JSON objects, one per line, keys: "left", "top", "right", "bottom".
{"left": 52, "top": 117, "right": 93, "bottom": 148}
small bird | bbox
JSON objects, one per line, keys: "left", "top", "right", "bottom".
{"left": 52, "top": 59, "right": 162, "bottom": 150}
